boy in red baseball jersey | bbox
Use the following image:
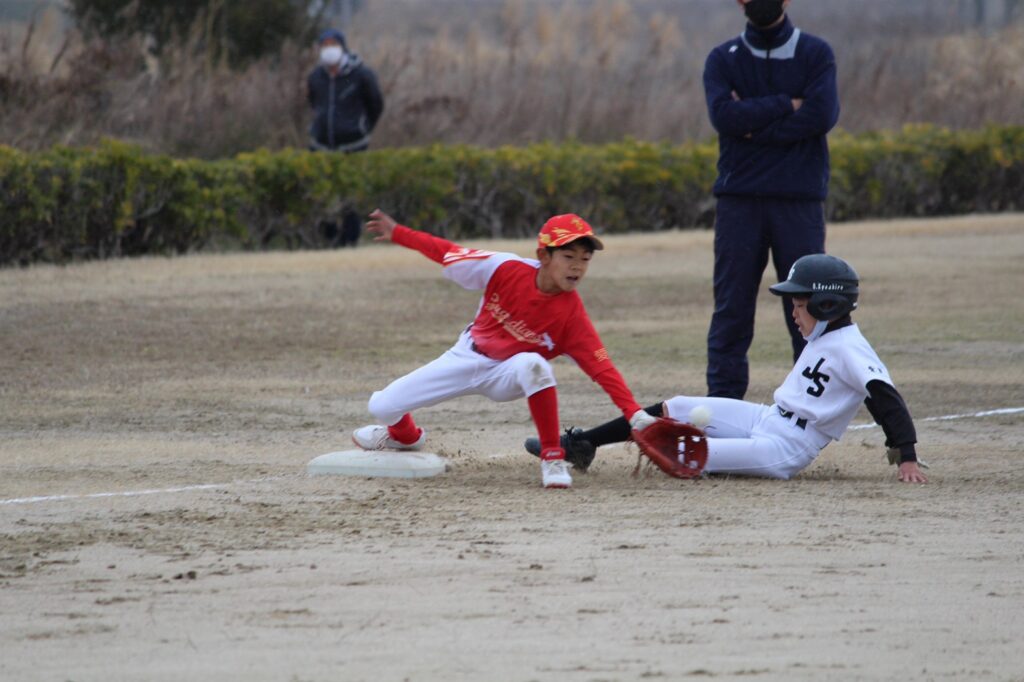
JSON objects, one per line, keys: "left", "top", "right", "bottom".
{"left": 351, "top": 209, "right": 657, "bottom": 488}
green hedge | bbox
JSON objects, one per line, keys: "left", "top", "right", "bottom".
{"left": 2, "top": 126, "right": 1022, "bottom": 265}
{"left": 828, "top": 125, "right": 1024, "bottom": 220}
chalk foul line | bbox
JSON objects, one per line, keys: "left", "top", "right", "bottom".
{"left": 847, "top": 406, "right": 1024, "bottom": 430}
{"left": 2, "top": 407, "right": 1022, "bottom": 506}
{"left": 0, "top": 478, "right": 286, "bottom": 506}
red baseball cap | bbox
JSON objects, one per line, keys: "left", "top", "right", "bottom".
{"left": 537, "top": 214, "right": 604, "bottom": 250}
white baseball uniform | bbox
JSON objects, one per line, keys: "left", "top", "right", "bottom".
{"left": 664, "top": 324, "right": 896, "bottom": 479}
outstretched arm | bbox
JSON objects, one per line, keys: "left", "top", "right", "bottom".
{"left": 365, "top": 208, "right": 457, "bottom": 264}
{"left": 864, "top": 380, "right": 927, "bottom": 484}
{"left": 563, "top": 316, "right": 653, "bottom": 425}
{"left": 366, "top": 209, "right": 398, "bottom": 241}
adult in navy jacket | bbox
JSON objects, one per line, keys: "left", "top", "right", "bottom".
{"left": 703, "top": 0, "right": 839, "bottom": 399}
{"left": 307, "top": 29, "right": 384, "bottom": 247}
{"left": 307, "top": 28, "right": 384, "bottom": 154}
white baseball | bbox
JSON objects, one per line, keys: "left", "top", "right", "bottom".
{"left": 688, "top": 405, "right": 712, "bottom": 429}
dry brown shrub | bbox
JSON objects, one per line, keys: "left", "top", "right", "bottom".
{"left": 0, "top": 0, "right": 1022, "bottom": 156}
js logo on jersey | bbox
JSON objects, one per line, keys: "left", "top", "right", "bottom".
{"left": 802, "top": 357, "right": 830, "bottom": 397}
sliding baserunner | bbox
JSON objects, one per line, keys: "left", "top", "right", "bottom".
{"left": 526, "top": 254, "right": 928, "bottom": 483}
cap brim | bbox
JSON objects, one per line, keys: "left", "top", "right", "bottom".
{"left": 768, "top": 281, "right": 811, "bottom": 296}
{"left": 540, "top": 234, "right": 604, "bottom": 250}
{"left": 571, "top": 235, "right": 604, "bottom": 250}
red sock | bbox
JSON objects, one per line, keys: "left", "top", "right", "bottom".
{"left": 528, "top": 387, "right": 564, "bottom": 461}
{"left": 387, "top": 413, "right": 422, "bottom": 445}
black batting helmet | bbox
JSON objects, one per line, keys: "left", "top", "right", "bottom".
{"left": 769, "top": 254, "right": 859, "bottom": 321}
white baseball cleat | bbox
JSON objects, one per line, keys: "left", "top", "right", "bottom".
{"left": 541, "top": 458, "right": 573, "bottom": 489}
{"left": 352, "top": 425, "right": 426, "bottom": 451}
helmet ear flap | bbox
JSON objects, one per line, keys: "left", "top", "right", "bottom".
{"left": 807, "top": 293, "right": 858, "bottom": 321}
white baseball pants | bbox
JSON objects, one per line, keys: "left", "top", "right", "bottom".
{"left": 663, "top": 396, "right": 832, "bottom": 480}
{"left": 368, "top": 330, "right": 557, "bottom": 425}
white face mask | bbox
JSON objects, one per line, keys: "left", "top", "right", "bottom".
{"left": 320, "top": 45, "right": 344, "bottom": 66}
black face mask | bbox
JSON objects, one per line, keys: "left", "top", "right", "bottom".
{"left": 744, "top": 0, "right": 785, "bottom": 27}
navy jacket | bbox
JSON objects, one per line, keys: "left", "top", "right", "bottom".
{"left": 703, "top": 17, "right": 839, "bottom": 200}
{"left": 307, "top": 55, "right": 384, "bottom": 152}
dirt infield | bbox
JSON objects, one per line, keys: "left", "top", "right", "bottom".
{"left": 2, "top": 215, "right": 1022, "bottom": 681}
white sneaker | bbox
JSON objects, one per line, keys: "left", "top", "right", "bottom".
{"left": 541, "top": 458, "right": 573, "bottom": 489}
{"left": 352, "top": 425, "right": 426, "bottom": 451}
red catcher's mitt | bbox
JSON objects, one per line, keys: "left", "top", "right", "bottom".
{"left": 631, "top": 417, "right": 708, "bottom": 479}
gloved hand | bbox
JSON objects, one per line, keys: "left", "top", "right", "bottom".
{"left": 631, "top": 416, "right": 708, "bottom": 479}
{"left": 629, "top": 409, "right": 658, "bottom": 432}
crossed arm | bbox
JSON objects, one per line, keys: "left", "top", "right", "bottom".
{"left": 703, "top": 45, "right": 839, "bottom": 145}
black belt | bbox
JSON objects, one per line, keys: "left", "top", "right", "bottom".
{"left": 777, "top": 406, "right": 807, "bottom": 430}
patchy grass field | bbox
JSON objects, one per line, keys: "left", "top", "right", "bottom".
{"left": 1, "top": 214, "right": 1022, "bottom": 681}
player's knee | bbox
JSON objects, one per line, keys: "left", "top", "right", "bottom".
{"left": 513, "top": 353, "right": 556, "bottom": 395}
{"left": 366, "top": 391, "right": 385, "bottom": 418}
{"left": 664, "top": 396, "right": 693, "bottom": 418}
{"left": 367, "top": 390, "right": 400, "bottom": 423}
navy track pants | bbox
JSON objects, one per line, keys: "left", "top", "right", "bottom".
{"left": 706, "top": 195, "right": 826, "bottom": 399}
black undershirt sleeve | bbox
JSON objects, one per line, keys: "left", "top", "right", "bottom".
{"left": 580, "top": 402, "right": 665, "bottom": 448}
{"left": 863, "top": 380, "right": 918, "bottom": 463}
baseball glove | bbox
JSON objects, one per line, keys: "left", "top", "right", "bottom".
{"left": 631, "top": 417, "right": 708, "bottom": 479}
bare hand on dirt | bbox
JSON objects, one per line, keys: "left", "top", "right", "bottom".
{"left": 898, "top": 461, "right": 928, "bottom": 484}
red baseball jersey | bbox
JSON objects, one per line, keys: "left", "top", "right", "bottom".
{"left": 392, "top": 225, "right": 642, "bottom": 418}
